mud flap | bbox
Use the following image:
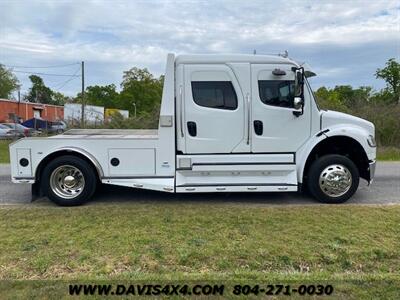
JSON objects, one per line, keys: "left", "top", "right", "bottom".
{"left": 367, "top": 160, "right": 376, "bottom": 186}
{"left": 31, "top": 182, "right": 43, "bottom": 201}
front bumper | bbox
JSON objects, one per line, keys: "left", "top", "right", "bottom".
{"left": 367, "top": 160, "right": 376, "bottom": 185}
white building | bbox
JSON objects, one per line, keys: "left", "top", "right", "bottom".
{"left": 64, "top": 103, "right": 104, "bottom": 125}
{"left": 64, "top": 104, "right": 129, "bottom": 125}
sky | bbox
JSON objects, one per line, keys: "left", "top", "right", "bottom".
{"left": 0, "top": 0, "right": 399, "bottom": 98}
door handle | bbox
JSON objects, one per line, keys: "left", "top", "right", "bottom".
{"left": 253, "top": 120, "right": 263, "bottom": 135}
{"left": 187, "top": 121, "right": 197, "bottom": 137}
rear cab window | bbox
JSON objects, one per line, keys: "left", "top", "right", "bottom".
{"left": 191, "top": 81, "right": 238, "bottom": 110}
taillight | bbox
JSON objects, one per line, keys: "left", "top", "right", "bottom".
{"left": 24, "top": 129, "right": 29, "bottom": 136}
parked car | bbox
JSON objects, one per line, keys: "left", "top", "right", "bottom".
{"left": 0, "top": 124, "right": 18, "bottom": 139}
{"left": 49, "top": 121, "right": 67, "bottom": 134}
{"left": 21, "top": 118, "right": 67, "bottom": 134}
{"left": 9, "top": 53, "right": 376, "bottom": 206}
{"left": 1, "top": 123, "right": 40, "bottom": 137}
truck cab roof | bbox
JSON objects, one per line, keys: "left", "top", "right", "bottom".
{"left": 175, "top": 54, "right": 299, "bottom": 66}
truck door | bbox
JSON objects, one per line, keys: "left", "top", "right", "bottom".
{"left": 250, "top": 64, "right": 311, "bottom": 153}
{"left": 182, "top": 64, "right": 246, "bottom": 154}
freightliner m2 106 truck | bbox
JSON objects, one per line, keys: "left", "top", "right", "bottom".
{"left": 9, "top": 54, "right": 376, "bottom": 206}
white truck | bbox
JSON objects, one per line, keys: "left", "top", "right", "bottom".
{"left": 9, "top": 54, "right": 376, "bottom": 206}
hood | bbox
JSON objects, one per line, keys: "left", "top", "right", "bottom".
{"left": 321, "top": 110, "right": 375, "bottom": 136}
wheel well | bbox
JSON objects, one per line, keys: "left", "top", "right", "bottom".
{"left": 35, "top": 150, "right": 101, "bottom": 183}
{"left": 303, "top": 136, "right": 370, "bottom": 183}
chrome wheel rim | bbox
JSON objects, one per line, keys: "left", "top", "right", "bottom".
{"left": 319, "top": 164, "right": 352, "bottom": 198}
{"left": 50, "top": 165, "right": 85, "bottom": 199}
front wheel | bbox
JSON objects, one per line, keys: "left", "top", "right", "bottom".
{"left": 307, "top": 154, "right": 359, "bottom": 204}
{"left": 41, "top": 155, "right": 97, "bottom": 206}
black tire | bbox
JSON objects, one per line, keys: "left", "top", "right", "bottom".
{"left": 307, "top": 154, "right": 359, "bottom": 204}
{"left": 41, "top": 155, "right": 97, "bottom": 206}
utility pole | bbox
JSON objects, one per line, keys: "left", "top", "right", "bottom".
{"left": 17, "top": 88, "right": 21, "bottom": 121}
{"left": 81, "top": 61, "right": 85, "bottom": 128}
{"left": 132, "top": 102, "right": 137, "bottom": 118}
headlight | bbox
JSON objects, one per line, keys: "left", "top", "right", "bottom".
{"left": 367, "top": 135, "right": 376, "bottom": 147}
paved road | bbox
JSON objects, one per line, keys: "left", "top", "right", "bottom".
{"left": 0, "top": 162, "right": 399, "bottom": 206}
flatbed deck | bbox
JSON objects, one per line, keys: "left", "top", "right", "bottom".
{"left": 48, "top": 129, "right": 159, "bottom": 139}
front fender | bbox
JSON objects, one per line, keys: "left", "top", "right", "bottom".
{"left": 296, "top": 134, "right": 326, "bottom": 183}
{"left": 296, "top": 124, "right": 375, "bottom": 183}
{"left": 325, "top": 124, "right": 375, "bottom": 160}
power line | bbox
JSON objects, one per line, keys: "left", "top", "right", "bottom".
{"left": 5, "top": 61, "right": 84, "bottom": 95}
{"left": 3, "top": 62, "right": 80, "bottom": 69}
{"left": 12, "top": 70, "right": 81, "bottom": 77}
{"left": 55, "top": 76, "right": 79, "bottom": 91}
{"left": 52, "top": 66, "right": 81, "bottom": 90}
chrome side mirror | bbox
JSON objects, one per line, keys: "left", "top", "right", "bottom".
{"left": 293, "top": 97, "right": 304, "bottom": 110}
{"left": 292, "top": 67, "right": 305, "bottom": 117}
{"left": 294, "top": 69, "right": 304, "bottom": 97}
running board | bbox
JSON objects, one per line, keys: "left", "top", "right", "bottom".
{"left": 176, "top": 184, "right": 297, "bottom": 193}
{"left": 102, "top": 177, "right": 175, "bottom": 192}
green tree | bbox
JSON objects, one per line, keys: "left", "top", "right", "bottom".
{"left": 370, "top": 89, "right": 395, "bottom": 104}
{"left": 119, "top": 67, "right": 163, "bottom": 116}
{"left": 52, "top": 91, "right": 70, "bottom": 106}
{"left": 25, "top": 75, "right": 54, "bottom": 104}
{"left": 314, "top": 86, "right": 348, "bottom": 111}
{"left": 79, "top": 84, "right": 119, "bottom": 108}
{"left": 375, "top": 58, "right": 400, "bottom": 104}
{"left": 315, "top": 85, "right": 373, "bottom": 111}
{"left": 0, "top": 64, "right": 20, "bottom": 99}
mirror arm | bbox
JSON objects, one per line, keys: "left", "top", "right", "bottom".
{"left": 293, "top": 105, "right": 304, "bottom": 117}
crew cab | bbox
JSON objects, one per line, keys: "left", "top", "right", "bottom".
{"left": 9, "top": 54, "right": 376, "bottom": 206}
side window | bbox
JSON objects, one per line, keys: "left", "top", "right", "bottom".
{"left": 191, "top": 81, "right": 238, "bottom": 110}
{"left": 258, "top": 80, "right": 295, "bottom": 108}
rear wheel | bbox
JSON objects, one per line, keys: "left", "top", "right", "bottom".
{"left": 307, "top": 154, "right": 359, "bottom": 203}
{"left": 41, "top": 155, "right": 97, "bottom": 206}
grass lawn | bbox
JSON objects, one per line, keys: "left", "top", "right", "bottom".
{"left": 0, "top": 140, "right": 12, "bottom": 164}
{"left": 377, "top": 146, "right": 400, "bottom": 161}
{"left": 0, "top": 204, "right": 399, "bottom": 298}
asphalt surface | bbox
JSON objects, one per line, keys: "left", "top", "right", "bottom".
{"left": 0, "top": 162, "right": 399, "bottom": 206}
